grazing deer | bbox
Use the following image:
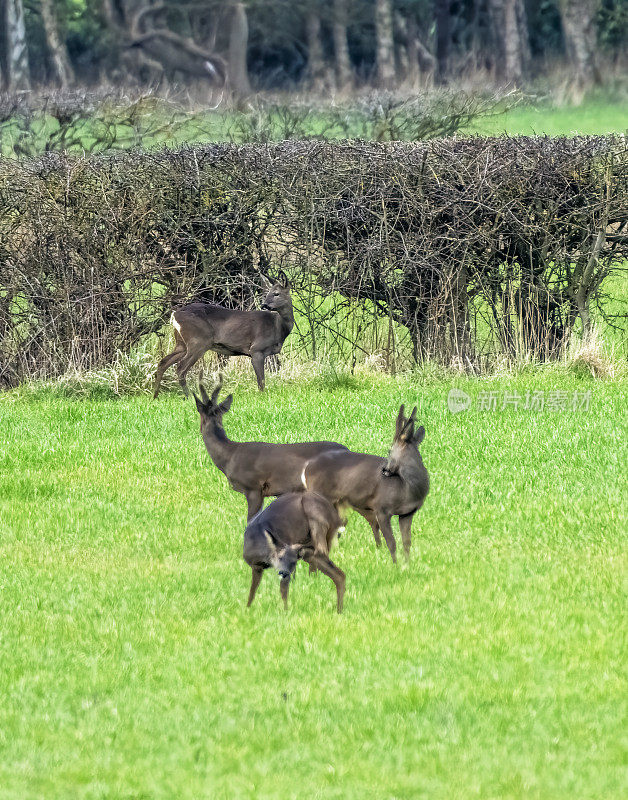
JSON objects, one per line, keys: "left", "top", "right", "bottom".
{"left": 303, "top": 406, "right": 429, "bottom": 564}
{"left": 153, "top": 272, "right": 294, "bottom": 397}
{"left": 244, "top": 492, "right": 346, "bottom": 613}
{"left": 191, "top": 381, "right": 348, "bottom": 520}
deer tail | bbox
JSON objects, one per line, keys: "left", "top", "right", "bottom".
{"left": 170, "top": 312, "right": 182, "bottom": 336}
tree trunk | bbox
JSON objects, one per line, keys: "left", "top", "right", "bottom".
{"left": 434, "top": 0, "right": 450, "bottom": 84}
{"left": 3, "top": 0, "right": 30, "bottom": 90}
{"left": 488, "top": 0, "right": 528, "bottom": 84}
{"left": 332, "top": 0, "right": 352, "bottom": 92}
{"left": 228, "top": 1, "right": 250, "bottom": 97}
{"left": 40, "top": 0, "right": 74, "bottom": 87}
{"left": 306, "top": 10, "right": 326, "bottom": 93}
{"left": 404, "top": 15, "right": 421, "bottom": 88}
{"left": 560, "top": 0, "right": 601, "bottom": 89}
{"left": 516, "top": 0, "right": 531, "bottom": 75}
{"left": 503, "top": 0, "right": 523, "bottom": 83}
{"left": 375, "top": 0, "right": 396, "bottom": 88}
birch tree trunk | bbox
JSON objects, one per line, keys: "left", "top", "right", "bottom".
{"left": 306, "top": 10, "right": 327, "bottom": 93}
{"left": 503, "top": 0, "right": 523, "bottom": 83}
{"left": 488, "top": 0, "right": 529, "bottom": 84}
{"left": 434, "top": 0, "right": 450, "bottom": 84}
{"left": 41, "top": 0, "right": 74, "bottom": 87}
{"left": 332, "top": 0, "right": 352, "bottom": 92}
{"left": 560, "top": 0, "right": 601, "bottom": 89}
{"left": 228, "top": 0, "right": 251, "bottom": 97}
{"left": 404, "top": 15, "right": 420, "bottom": 88}
{"left": 375, "top": 0, "right": 396, "bottom": 88}
{"left": 3, "top": 0, "right": 30, "bottom": 90}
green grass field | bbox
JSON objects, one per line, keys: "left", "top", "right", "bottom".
{"left": 3, "top": 95, "right": 627, "bottom": 157}
{"left": 0, "top": 370, "right": 626, "bottom": 799}
{"left": 468, "top": 99, "right": 628, "bottom": 136}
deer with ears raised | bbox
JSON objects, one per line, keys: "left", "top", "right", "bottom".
{"left": 243, "top": 492, "right": 346, "bottom": 613}
{"left": 302, "top": 405, "right": 429, "bottom": 564}
{"left": 190, "top": 381, "right": 349, "bottom": 520}
{"left": 153, "top": 272, "right": 293, "bottom": 397}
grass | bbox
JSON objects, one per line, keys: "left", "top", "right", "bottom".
{"left": 0, "top": 369, "right": 626, "bottom": 799}
{"left": 3, "top": 93, "right": 627, "bottom": 158}
{"left": 468, "top": 98, "right": 628, "bottom": 136}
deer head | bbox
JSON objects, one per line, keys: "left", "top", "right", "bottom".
{"left": 264, "top": 530, "right": 312, "bottom": 579}
{"left": 382, "top": 405, "right": 426, "bottom": 477}
{"left": 260, "top": 271, "right": 291, "bottom": 315}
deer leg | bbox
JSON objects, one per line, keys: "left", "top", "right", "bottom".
{"left": 398, "top": 512, "right": 415, "bottom": 561}
{"left": 250, "top": 351, "right": 266, "bottom": 391}
{"left": 305, "top": 520, "right": 328, "bottom": 575}
{"left": 304, "top": 553, "right": 346, "bottom": 613}
{"left": 245, "top": 492, "right": 263, "bottom": 521}
{"left": 175, "top": 346, "right": 207, "bottom": 397}
{"left": 247, "top": 566, "right": 264, "bottom": 607}
{"left": 279, "top": 574, "right": 291, "bottom": 610}
{"left": 376, "top": 514, "right": 397, "bottom": 564}
{"left": 308, "top": 520, "right": 330, "bottom": 557}
{"left": 153, "top": 339, "right": 186, "bottom": 399}
{"left": 357, "top": 509, "right": 381, "bottom": 548}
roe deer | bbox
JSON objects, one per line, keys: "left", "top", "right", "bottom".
{"left": 244, "top": 492, "right": 346, "bottom": 613}
{"left": 302, "top": 405, "right": 429, "bottom": 564}
{"left": 191, "top": 381, "right": 348, "bottom": 520}
{"left": 153, "top": 272, "right": 294, "bottom": 397}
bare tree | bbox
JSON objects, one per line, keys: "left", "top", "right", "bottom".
{"left": 40, "top": 0, "right": 74, "bottom": 87}
{"left": 2, "top": 0, "right": 30, "bottom": 90}
{"left": 227, "top": 1, "right": 250, "bottom": 96}
{"left": 395, "top": 12, "right": 435, "bottom": 87}
{"left": 559, "top": 0, "right": 601, "bottom": 89}
{"left": 488, "top": 0, "right": 530, "bottom": 84}
{"left": 434, "top": 0, "right": 450, "bottom": 83}
{"left": 332, "top": 0, "right": 353, "bottom": 92}
{"left": 375, "top": 0, "right": 396, "bottom": 87}
{"left": 305, "top": 5, "right": 328, "bottom": 93}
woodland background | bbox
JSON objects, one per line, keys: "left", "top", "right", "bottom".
{"left": 0, "top": 0, "right": 626, "bottom": 99}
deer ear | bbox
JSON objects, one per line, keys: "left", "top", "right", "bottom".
{"left": 260, "top": 273, "right": 273, "bottom": 289}
{"left": 278, "top": 270, "right": 289, "bottom": 289}
{"left": 395, "top": 404, "right": 406, "bottom": 438}
{"left": 414, "top": 425, "right": 425, "bottom": 445}
{"left": 263, "top": 530, "right": 278, "bottom": 558}
{"left": 197, "top": 381, "right": 210, "bottom": 406}
{"left": 193, "top": 393, "right": 207, "bottom": 415}
{"left": 408, "top": 406, "right": 417, "bottom": 422}
{"left": 218, "top": 394, "right": 233, "bottom": 414}
{"left": 209, "top": 382, "right": 222, "bottom": 406}
{"left": 400, "top": 421, "right": 414, "bottom": 442}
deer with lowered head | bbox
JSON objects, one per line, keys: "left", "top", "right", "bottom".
{"left": 302, "top": 405, "right": 429, "bottom": 564}
{"left": 243, "top": 492, "right": 346, "bottom": 613}
{"left": 190, "top": 381, "right": 348, "bottom": 520}
{"left": 153, "top": 271, "right": 294, "bottom": 397}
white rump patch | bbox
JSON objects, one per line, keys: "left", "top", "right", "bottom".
{"left": 301, "top": 466, "right": 308, "bottom": 490}
{"left": 170, "top": 312, "right": 182, "bottom": 336}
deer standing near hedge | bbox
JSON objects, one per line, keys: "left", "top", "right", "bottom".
{"left": 153, "top": 272, "right": 293, "bottom": 397}
{"left": 303, "top": 406, "right": 429, "bottom": 564}
{"left": 243, "top": 492, "right": 346, "bottom": 613}
{"left": 190, "top": 382, "right": 348, "bottom": 520}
